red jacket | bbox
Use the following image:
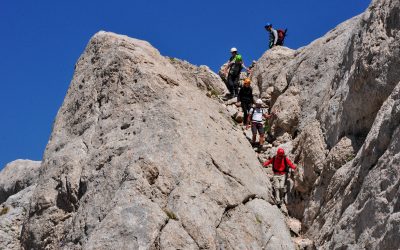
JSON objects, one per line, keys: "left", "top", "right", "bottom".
{"left": 263, "top": 156, "right": 296, "bottom": 175}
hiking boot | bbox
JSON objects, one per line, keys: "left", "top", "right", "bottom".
{"left": 258, "top": 144, "right": 267, "bottom": 152}
{"left": 222, "top": 93, "right": 233, "bottom": 101}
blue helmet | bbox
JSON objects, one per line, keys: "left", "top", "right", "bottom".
{"left": 265, "top": 23, "right": 272, "bottom": 28}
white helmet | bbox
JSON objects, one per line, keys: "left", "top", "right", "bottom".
{"left": 230, "top": 47, "right": 238, "bottom": 53}
{"left": 256, "top": 99, "right": 263, "bottom": 105}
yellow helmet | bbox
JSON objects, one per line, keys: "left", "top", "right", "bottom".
{"left": 244, "top": 78, "right": 251, "bottom": 85}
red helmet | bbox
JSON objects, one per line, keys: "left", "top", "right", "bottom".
{"left": 277, "top": 148, "right": 285, "bottom": 156}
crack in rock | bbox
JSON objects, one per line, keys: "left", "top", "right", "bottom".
{"left": 209, "top": 156, "right": 244, "bottom": 186}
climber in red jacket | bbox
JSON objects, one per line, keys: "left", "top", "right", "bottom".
{"left": 263, "top": 148, "right": 296, "bottom": 206}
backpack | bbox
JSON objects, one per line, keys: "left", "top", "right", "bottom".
{"left": 229, "top": 54, "right": 243, "bottom": 76}
{"left": 277, "top": 29, "right": 287, "bottom": 45}
{"left": 272, "top": 156, "right": 289, "bottom": 173}
{"left": 251, "top": 108, "right": 264, "bottom": 121}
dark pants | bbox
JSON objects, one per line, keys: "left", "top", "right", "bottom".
{"left": 227, "top": 73, "right": 240, "bottom": 96}
{"left": 241, "top": 101, "right": 252, "bottom": 125}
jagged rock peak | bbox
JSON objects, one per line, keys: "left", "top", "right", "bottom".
{"left": 15, "top": 31, "right": 294, "bottom": 249}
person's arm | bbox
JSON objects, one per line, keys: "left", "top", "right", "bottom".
{"left": 286, "top": 158, "right": 296, "bottom": 171}
{"left": 237, "top": 88, "right": 242, "bottom": 102}
{"left": 224, "top": 63, "right": 230, "bottom": 72}
{"left": 263, "top": 113, "right": 272, "bottom": 119}
{"left": 273, "top": 29, "right": 278, "bottom": 45}
{"left": 263, "top": 158, "right": 274, "bottom": 167}
{"left": 241, "top": 62, "right": 248, "bottom": 71}
{"left": 246, "top": 109, "right": 252, "bottom": 128}
{"left": 247, "top": 113, "right": 252, "bottom": 124}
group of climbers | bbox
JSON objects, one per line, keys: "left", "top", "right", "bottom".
{"left": 222, "top": 22, "right": 295, "bottom": 210}
{"left": 224, "top": 22, "right": 286, "bottom": 97}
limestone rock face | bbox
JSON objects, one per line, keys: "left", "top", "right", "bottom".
{"left": 251, "top": 0, "right": 400, "bottom": 248}
{"left": 2, "top": 0, "right": 399, "bottom": 248}
{"left": 0, "top": 160, "right": 41, "bottom": 250}
{"left": 17, "top": 32, "right": 293, "bottom": 249}
{"left": 311, "top": 82, "right": 400, "bottom": 249}
{"left": 250, "top": 46, "right": 295, "bottom": 103}
{"left": 0, "top": 186, "right": 36, "bottom": 250}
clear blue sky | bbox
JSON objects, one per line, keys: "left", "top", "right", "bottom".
{"left": 0, "top": 0, "right": 370, "bottom": 168}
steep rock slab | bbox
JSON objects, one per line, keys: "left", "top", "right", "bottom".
{"left": 298, "top": 0, "right": 400, "bottom": 247}
{"left": 21, "top": 32, "right": 291, "bottom": 249}
{"left": 308, "top": 81, "right": 400, "bottom": 249}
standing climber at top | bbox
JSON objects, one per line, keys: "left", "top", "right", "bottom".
{"left": 225, "top": 47, "right": 248, "bottom": 98}
{"left": 265, "top": 23, "right": 287, "bottom": 49}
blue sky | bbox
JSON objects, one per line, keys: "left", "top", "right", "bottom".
{"left": 0, "top": 0, "right": 370, "bottom": 168}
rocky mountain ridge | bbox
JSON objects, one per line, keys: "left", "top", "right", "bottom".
{"left": 1, "top": 0, "right": 399, "bottom": 249}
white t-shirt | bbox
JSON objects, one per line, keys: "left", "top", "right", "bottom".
{"left": 249, "top": 108, "right": 265, "bottom": 123}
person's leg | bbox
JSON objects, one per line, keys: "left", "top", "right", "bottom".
{"left": 277, "top": 175, "right": 286, "bottom": 204}
{"left": 258, "top": 124, "right": 265, "bottom": 146}
{"left": 241, "top": 102, "right": 249, "bottom": 125}
{"left": 233, "top": 75, "right": 240, "bottom": 96}
{"left": 245, "top": 102, "right": 251, "bottom": 121}
{"left": 269, "top": 41, "right": 274, "bottom": 49}
{"left": 259, "top": 133, "right": 265, "bottom": 146}
{"left": 251, "top": 123, "right": 257, "bottom": 144}
{"left": 227, "top": 74, "right": 234, "bottom": 96}
{"left": 273, "top": 175, "right": 281, "bottom": 204}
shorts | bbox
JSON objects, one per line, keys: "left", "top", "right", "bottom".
{"left": 251, "top": 122, "right": 265, "bottom": 135}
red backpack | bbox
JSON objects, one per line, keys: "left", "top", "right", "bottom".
{"left": 271, "top": 156, "right": 290, "bottom": 173}
{"left": 277, "top": 29, "right": 287, "bottom": 45}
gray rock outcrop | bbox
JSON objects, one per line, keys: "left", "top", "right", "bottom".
{"left": 16, "top": 32, "right": 293, "bottom": 249}
{"left": 0, "top": 160, "right": 41, "bottom": 250}
{"left": 0, "top": 160, "right": 41, "bottom": 204}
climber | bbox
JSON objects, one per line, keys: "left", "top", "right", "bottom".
{"left": 246, "top": 99, "right": 273, "bottom": 148}
{"left": 225, "top": 47, "right": 248, "bottom": 97}
{"left": 263, "top": 148, "right": 296, "bottom": 206}
{"left": 237, "top": 78, "right": 254, "bottom": 125}
{"left": 264, "top": 23, "right": 286, "bottom": 49}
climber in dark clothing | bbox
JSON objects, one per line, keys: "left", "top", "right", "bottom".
{"left": 237, "top": 78, "right": 253, "bottom": 125}
{"left": 226, "top": 47, "right": 248, "bottom": 97}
